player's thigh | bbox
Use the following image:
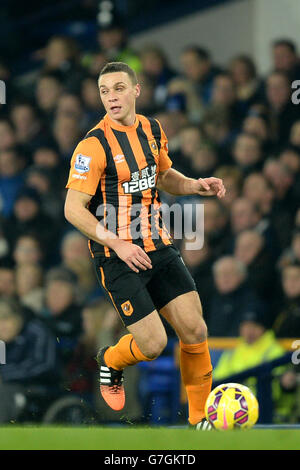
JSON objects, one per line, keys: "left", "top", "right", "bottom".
{"left": 127, "top": 310, "right": 168, "bottom": 359}
{"left": 160, "top": 291, "right": 207, "bottom": 344}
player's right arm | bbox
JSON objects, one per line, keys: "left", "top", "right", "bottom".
{"left": 64, "top": 189, "right": 152, "bottom": 273}
{"left": 64, "top": 137, "right": 152, "bottom": 273}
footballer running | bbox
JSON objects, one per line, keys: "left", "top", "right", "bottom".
{"left": 64, "top": 62, "right": 226, "bottom": 430}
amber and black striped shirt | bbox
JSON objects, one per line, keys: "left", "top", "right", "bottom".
{"left": 66, "top": 113, "right": 173, "bottom": 258}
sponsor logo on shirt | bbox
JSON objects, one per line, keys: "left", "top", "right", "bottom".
{"left": 114, "top": 154, "right": 125, "bottom": 163}
{"left": 72, "top": 173, "right": 87, "bottom": 180}
{"left": 74, "top": 154, "right": 91, "bottom": 174}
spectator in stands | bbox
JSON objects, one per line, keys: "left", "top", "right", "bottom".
{"left": 272, "top": 39, "right": 300, "bottom": 82}
{"left": 0, "top": 298, "right": 59, "bottom": 423}
{"left": 202, "top": 198, "right": 230, "bottom": 258}
{"left": 213, "top": 166, "right": 243, "bottom": 208}
{"left": 234, "top": 229, "right": 277, "bottom": 305}
{"left": 180, "top": 238, "right": 214, "bottom": 312}
{"left": 273, "top": 264, "right": 300, "bottom": 338}
{"left": 35, "top": 72, "right": 64, "bottom": 125}
{"left": 207, "top": 256, "right": 265, "bottom": 337}
{"left": 16, "top": 263, "right": 44, "bottom": 315}
{"left": 289, "top": 120, "right": 300, "bottom": 151}
{"left": 81, "top": 76, "right": 104, "bottom": 127}
{"left": 135, "top": 72, "right": 161, "bottom": 116}
{"left": 13, "top": 234, "right": 43, "bottom": 268}
{"left": 180, "top": 46, "right": 221, "bottom": 105}
{"left": 3, "top": 187, "right": 58, "bottom": 264}
{"left": 230, "top": 197, "right": 261, "bottom": 235}
{"left": 0, "top": 119, "right": 17, "bottom": 151}
{"left": 231, "top": 132, "right": 264, "bottom": 175}
{"left": 41, "top": 35, "right": 86, "bottom": 94}
{"left": 0, "top": 148, "right": 24, "bottom": 217}
{"left": 242, "top": 113, "right": 273, "bottom": 154}
{"left": 171, "top": 124, "right": 205, "bottom": 176}
{"left": 41, "top": 267, "right": 82, "bottom": 366}
{"left": 97, "top": 18, "right": 141, "bottom": 73}
{"left": 60, "top": 231, "right": 97, "bottom": 299}
{"left": 265, "top": 71, "right": 300, "bottom": 147}
{"left": 229, "top": 55, "right": 263, "bottom": 109}
{"left": 0, "top": 262, "right": 16, "bottom": 298}
{"left": 10, "top": 101, "right": 52, "bottom": 154}
{"left": 278, "top": 229, "right": 300, "bottom": 269}
{"left": 140, "top": 45, "right": 176, "bottom": 107}
{"left": 52, "top": 115, "right": 82, "bottom": 160}
{"left": 24, "top": 165, "right": 63, "bottom": 220}
{"left": 214, "top": 309, "right": 284, "bottom": 380}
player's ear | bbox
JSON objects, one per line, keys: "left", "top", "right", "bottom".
{"left": 135, "top": 83, "right": 141, "bottom": 98}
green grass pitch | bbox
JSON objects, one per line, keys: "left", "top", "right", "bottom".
{"left": 0, "top": 426, "right": 299, "bottom": 450}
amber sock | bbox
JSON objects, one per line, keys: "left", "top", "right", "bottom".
{"left": 180, "top": 339, "right": 213, "bottom": 426}
{"left": 104, "top": 334, "right": 152, "bottom": 371}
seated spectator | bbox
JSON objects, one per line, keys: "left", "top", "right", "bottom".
{"left": 273, "top": 264, "right": 300, "bottom": 338}
{"left": 25, "top": 165, "right": 63, "bottom": 220}
{"left": 289, "top": 120, "right": 300, "bottom": 151}
{"left": 231, "top": 132, "right": 264, "bottom": 175}
{"left": 200, "top": 198, "right": 230, "bottom": 258}
{"left": 180, "top": 238, "right": 214, "bottom": 312}
{"left": 272, "top": 39, "right": 300, "bottom": 82}
{"left": 171, "top": 124, "right": 206, "bottom": 176}
{"left": 213, "top": 166, "right": 243, "bottom": 208}
{"left": 207, "top": 256, "right": 266, "bottom": 337}
{"left": 52, "top": 115, "right": 82, "bottom": 160}
{"left": 140, "top": 45, "right": 176, "bottom": 107}
{"left": 41, "top": 267, "right": 82, "bottom": 366}
{"left": 13, "top": 234, "right": 43, "bottom": 267}
{"left": 214, "top": 310, "right": 285, "bottom": 380}
{"left": 10, "top": 101, "right": 52, "bottom": 154}
{"left": 60, "top": 230, "right": 97, "bottom": 298}
{"left": 0, "top": 148, "right": 25, "bottom": 217}
{"left": 279, "top": 229, "right": 300, "bottom": 268}
{"left": 180, "top": 45, "right": 221, "bottom": 105}
{"left": 3, "top": 187, "right": 59, "bottom": 264}
{"left": 229, "top": 55, "right": 263, "bottom": 109}
{"left": 136, "top": 72, "right": 161, "bottom": 116}
{"left": 0, "top": 261, "right": 15, "bottom": 298}
{"left": 35, "top": 72, "right": 64, "bottom": 126}
{"left": 0, "top": 298, "right": 59, "bottom": 423}
{"left": 279, "top": 147, "right": 300, "bottom": 175}
{"left": 234, "top": 230, "right": 277, "bottom": 305}
{"left": 41, "top": 35, "right": 86, "bottom": 94}
{"left": 230, "top": 197, "right": 261, "bottom": 235}
{"left": 213, "top": 310, "right": 292, "bottom": 423}
{"left": 265, "top": 71, "right": 300, "bottom": 147}
{"left": 191, "top": 144, "right": 217, "bottom": 178}
{"left": 16, "top": 263, "right": 44, "bottom": 315}
{"left": 242, "top": 113, "right": 273, "bottom": 154}
{"left": 81, "top": 76, "right": 104, "bottom": 127}
{"left": 96, "top": 18, "right": 141, "bottom": 73}
{"left": 0, "top": 119, "right": 17, "bottom": 151}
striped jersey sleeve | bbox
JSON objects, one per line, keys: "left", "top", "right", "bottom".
{"left": 156, "top": 120, "right": 173, "bottom": 173}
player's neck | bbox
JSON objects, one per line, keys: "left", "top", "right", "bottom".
{"left": 108, "top": 111, "right": 137, "bottom": 128}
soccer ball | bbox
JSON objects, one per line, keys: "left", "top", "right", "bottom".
{"left": 205, "top": 382, "right": 259, "bottom": 430}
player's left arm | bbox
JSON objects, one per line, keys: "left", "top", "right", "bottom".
{"left": 155, "top": 119, "right": 225, "bottom": 198}
{"left": 157, "top": 168, "right": 226, "bottom": 198}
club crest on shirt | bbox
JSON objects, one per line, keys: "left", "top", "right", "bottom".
{"left": 148, "top": 139, "right": 159, "bottom": 156}
{"left": 74, "top": 154, "right": 91, "bottom": 174}
{"left": 121, "top": 300, "right": 133, "bottom": 316}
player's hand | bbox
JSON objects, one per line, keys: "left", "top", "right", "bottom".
{"left": 112, "top": 239, "right": 152, "bottom": 273}
{"left": 194, "top": 177, "right": 226, "bottom": 198}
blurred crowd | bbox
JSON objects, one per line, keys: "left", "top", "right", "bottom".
{"left": 0, "top": 18, "right": 300, "bottom": 424}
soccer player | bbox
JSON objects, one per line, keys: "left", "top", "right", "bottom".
{"left": 64, "top": 62, "right": 225, "bottom": 429}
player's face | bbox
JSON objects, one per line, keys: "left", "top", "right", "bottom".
{"left": 99, "top": 71, "right": 140, "bottom": 126}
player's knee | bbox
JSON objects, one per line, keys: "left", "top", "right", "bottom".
{"left": 141, "top": 333, "right": 168, "bottom": 360}
{"left": 182, "top": 318, "right": 207, "bottom": 344}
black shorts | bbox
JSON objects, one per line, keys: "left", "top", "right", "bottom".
{"left": 93, "top": 245, "right": 197, "bottom": 326}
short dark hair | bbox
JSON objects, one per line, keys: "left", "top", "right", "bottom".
{"left": 273, "top": 39, "right": 297, "bottom": 54}
{"left": 183, "top": 46, "right": 210, "bottom": 61}
{"left": 99, "top": 62, "right": 138, "bottom": 85}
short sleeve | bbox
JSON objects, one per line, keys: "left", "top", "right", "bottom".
{"left": 157, "top": 120, "right": 173, "bottom": 173}
{"left": 65, "top": 136, "right": 106, "bottom": 195}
